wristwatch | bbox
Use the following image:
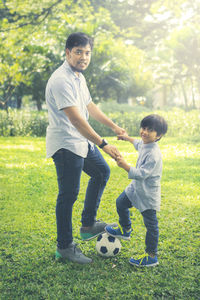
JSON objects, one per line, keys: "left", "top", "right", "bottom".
{"left": 98, "top": 139, "right": 108, "bottom": 149}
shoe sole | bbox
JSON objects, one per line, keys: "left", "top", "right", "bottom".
{"left": 80, "top": 229, "right": 106, "bottom": 241}
{"left": 55, "top": 250, "right": 92, "bottom": 264}
{"left": 129, "top": 261, "right": 159, "bottom": 267}
{"left": 105, "top": 228, "right": 130, "bottom": 240}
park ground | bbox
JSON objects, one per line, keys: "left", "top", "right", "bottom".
{"left": 0, "top": 136, "right": 199, "bottom": 299}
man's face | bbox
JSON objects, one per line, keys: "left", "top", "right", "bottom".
{"left": 66, "top": 44, "right": 92, "bottom": 73}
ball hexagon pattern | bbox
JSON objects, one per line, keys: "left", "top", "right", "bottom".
{"left": 96, "top": 232, "right": 122, "bottom": 257}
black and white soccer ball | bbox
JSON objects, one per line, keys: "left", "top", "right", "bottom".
{"left": 96, "top": 233, "right": 121, "bottom": 257}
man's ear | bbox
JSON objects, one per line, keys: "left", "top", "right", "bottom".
{"left": 66, "top": 48, "right": 70, "bottom": 58}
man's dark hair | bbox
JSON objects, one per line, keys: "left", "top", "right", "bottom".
{"left": 65, "top": 32, "right": 94, "bottom": 50}
{"left": 140, "top": 114, "right": 168, "bottom": 139}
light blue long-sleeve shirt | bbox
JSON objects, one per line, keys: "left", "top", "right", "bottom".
{"left": 125, "top": 139, "right": 163, "bottom": 212}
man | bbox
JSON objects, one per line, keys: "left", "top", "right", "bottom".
{"left": 46, "top": 32, "right": 125, "bottom": 264}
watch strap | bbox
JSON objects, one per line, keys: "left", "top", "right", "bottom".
{"left": 99, "top": 139, "right": 108, "bottom": 149}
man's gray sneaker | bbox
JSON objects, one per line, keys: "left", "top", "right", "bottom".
{"left": 80, "top": 220, "right": 107, "bottom": 241}
{"left": 55, "top": 242, "right": 92, "bottom": 264}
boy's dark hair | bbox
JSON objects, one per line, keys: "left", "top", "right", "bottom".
{"left": 140, "top": 114, "right": 168, "bottom": 139}
{"left": 65, "top": 32, "right": 94, "bottom": 51}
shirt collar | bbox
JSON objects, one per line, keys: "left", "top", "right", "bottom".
{"left": 142, "top": 141, "right": 157, "bottom": 149}
{"left": 63, "top": 60, "right": 81, "bottom": 79}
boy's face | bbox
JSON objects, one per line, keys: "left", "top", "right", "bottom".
{"left": 140, "top": 127, "right": 162, "bottom": 144}
{"left": 66, "top": 44, "right": 92, "bottom": 73}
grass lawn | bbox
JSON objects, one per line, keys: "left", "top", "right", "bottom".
{"left": 0, "top": 136, "right": 200, "bottom": 299}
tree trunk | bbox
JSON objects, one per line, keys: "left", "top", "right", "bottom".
{"left": 180, "top": 80, "right": 188, "bottom": 110}
{"left": 17, "top": 96, "right": 22, "bottom": 109}
{"left": 35, "top": 98, "right": 42, "bottom": 111}
{"left": 190, "top": 78, "right": 196, "bottom": 109}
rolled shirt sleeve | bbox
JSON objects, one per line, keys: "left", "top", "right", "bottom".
{"left": 51, "top": 78, "right": 76, "bottom": 110}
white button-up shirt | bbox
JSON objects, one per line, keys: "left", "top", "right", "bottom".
{"left": 45, "top": 60, "right": 93, "bottom": 158}
{"left": 125, "top": 140, "right": 163, "bottom": 212}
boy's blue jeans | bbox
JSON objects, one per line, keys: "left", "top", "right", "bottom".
{"left": 52, "top": 144, "right": 110, "bottom": 249}
{"left": 116, "top": 191, "right": 159, "bottom": 256}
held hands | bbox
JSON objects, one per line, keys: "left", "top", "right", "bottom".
{"left": 103, "top": 125, "right": 132, "bottom": 167}
{"left": 115, "top": 155, "right": 130, "bottom": 172}
{"left": 102, "top": 144, "right": 121, "bottom": 160}
{"left": 112, "top": 125, "right": 134, "bottom": 143}
{"left": 102, "top": 145, "right": 130, "bottom": 173}
{"left": 117, "top": 132, "right": 130, "bottom": 141}
{"left": 112, "top": 125, "right": 127, "bottom": 136}
{"left": 117, "top": 133, "right": 134, "bottom": 143}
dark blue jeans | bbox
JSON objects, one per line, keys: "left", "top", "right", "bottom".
{"left": 52, "top": 144, "right": 110, "bottom": 249}
{"left": 116, "top": 191, "right": 159, "bottom": 256}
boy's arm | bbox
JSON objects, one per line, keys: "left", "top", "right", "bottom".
{"left": 116, "top": 155, "right": 131, "bottom": 172}
{"left": 128, "top": 156, "right": 157, "bottom": 180}
{"left": 117, "top": 133, "right": 134, "bottom": 143}
{"left": 118, "top": 133, "right": 141, "bottom": 151}
{"left": 117, "top": 154, "right": 157, "bottom": 180}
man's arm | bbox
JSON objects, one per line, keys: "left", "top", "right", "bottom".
{"left": 63, "top": 106, "right": 121, "bottom": 159}
{"left": 87, "top": 102, "right": 126, "bottom": 135}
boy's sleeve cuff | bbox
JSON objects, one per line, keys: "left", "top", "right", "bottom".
{"left": 128, "top": 167, "right": 135, "bottom": 179}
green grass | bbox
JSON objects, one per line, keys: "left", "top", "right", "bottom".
{"left": 0, "top": 136, "right": 199, "bottom": 299}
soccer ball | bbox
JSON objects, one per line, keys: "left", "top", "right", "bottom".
{"left": 96, "top": 233, "right": 121, "bottom": 257}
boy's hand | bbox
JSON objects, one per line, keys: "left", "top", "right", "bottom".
{"left": 117, "top": 133, "right": 135, "bottom": 144}
{"left": 117, "top": 133, "right": 130, "bottom": 141}
{"left": 116, "top": 155, "right": 130, "bottom": 172}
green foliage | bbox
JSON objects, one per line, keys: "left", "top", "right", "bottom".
{"left": 92, "top": 107, "right": 200, "bottom": 138}
{"left": 0, "top": 108, "right": 200, "bottom": 138}
{"left": 98, "top": 101, "right": 151, "bottom": 113}
{"left": 2, "top": 0, "right": 200, "bottom": 110}
{"left": 0, "top": 109, "right": 48, "bottom": 137}
{"left": 0, "top": 0, "right": 153, "bottom": 109}
{"left": 0, "top": 136, "right": 199, "bottom": 299}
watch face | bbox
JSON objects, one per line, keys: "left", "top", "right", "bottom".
{"left": 99, "top": 139, "right": 108, "bottom": 148}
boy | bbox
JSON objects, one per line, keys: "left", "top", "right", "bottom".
{"left": 105, "top": 114, "right": 168, "bottom": 267}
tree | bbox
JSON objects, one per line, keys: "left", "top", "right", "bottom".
{"left": 1, "top": 0, "right": 200, "bottom": 110}
{"left": 0, "top": 0, "right": 69, "bottom": 109}
{"left": 151, "top": 0, "right": 200, "bottom": 109}
{"left": 0, "top": 0, "right": 152, "bottom": 109}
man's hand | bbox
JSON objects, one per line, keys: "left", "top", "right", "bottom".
{"left": 112, "top": 125, "right": 127, "bottom": 136}
{"left": 87, "top": 102, "right": 127, "bottom": 137}
{"left": 102, "top": 144, "right": 121, "bottom": 160}
{"left": 116, "top": 155, "right": 130, "bottom": 172}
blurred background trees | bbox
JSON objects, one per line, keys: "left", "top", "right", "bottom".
{"left": 0, "top": 0, "right": 200, "bottom": 110}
